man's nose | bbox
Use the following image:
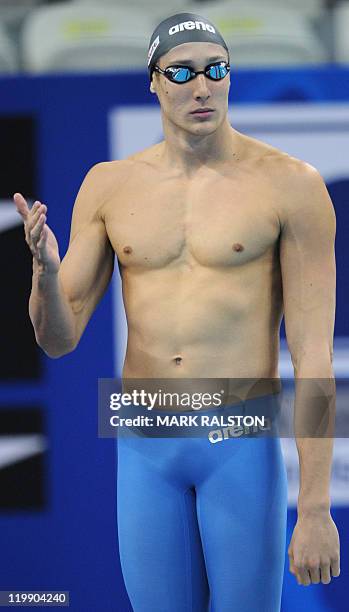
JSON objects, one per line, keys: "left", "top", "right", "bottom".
{"left": 193, "top": 73, "right": 211, "bottom": 100}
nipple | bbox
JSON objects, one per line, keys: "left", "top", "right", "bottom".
{"left": 232, "top": 243, "right": 244, "bottom": 252}
{"left": 123, "top": 246, "right": 133, "bottom": 255}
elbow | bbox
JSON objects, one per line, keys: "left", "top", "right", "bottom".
{"left": 290, "top": 344, "right": 334, "bottom": 377}
{"left": 36, "top": 335, "right": 77, "bottom": 359}
{"left": 42, "top": 345, "right": 76, "bottom": 359}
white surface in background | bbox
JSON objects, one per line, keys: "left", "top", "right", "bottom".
{"left": 0, "top": 434, "right": 47, "bottom": 470}
{"left": 110, "top": 103, "right": 349, "bottom": 181}
{"left": 0, "top": 201, "right": 23, "bottom": 232}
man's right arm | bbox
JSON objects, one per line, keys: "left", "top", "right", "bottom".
{"left": 14, "top": 162, "right": 116, "bottom": 358}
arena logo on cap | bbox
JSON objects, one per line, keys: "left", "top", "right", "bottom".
{"left": 148, "top": 35, "right": 160, "bottom": 66}
{"left": 169, "top": 21, "right": 216, "bottom": 36}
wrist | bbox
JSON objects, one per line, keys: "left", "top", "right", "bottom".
{"left": 297, "top": 499, "right": 331, "bottom": 517}
{"left": 33, "top": 258, "right": 59, "bottom": 278}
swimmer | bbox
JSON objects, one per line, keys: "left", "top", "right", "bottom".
{"left": 14, "top": 10, "right": 340, "bottom": 611}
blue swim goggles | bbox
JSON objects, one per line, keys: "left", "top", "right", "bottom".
{"left": 153, "top": 60, "right": 230, "bottom": 84}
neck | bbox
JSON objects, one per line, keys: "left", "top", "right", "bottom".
{"left": 159, "top": 114, "right": 241, "bottom": 176}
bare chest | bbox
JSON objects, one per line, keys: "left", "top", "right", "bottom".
{"left": 104, "top": 172, "right": 281, "bottom": 270}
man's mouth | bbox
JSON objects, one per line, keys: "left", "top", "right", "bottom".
{"left": 191, "top": 108, "right": 215, "bottom": 117}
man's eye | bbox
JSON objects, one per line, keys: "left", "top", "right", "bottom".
{"left": 172, "top": 68, "right": 191, "bottom": 82}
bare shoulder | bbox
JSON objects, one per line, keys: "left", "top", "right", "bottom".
{"left": 243, "top": 133, "right": 322, "bottom": 185}
{"left": 264, "top": 145, "right": 324, "bottom": 192}
{"left": 125, "top": 141, "right": 164, "bottom": 164}
{"left": 88, "top": 143, "right": 164, "bottom": 192}
{"left": 76, "top": 159, "right": 138, "bottom": 217}
{"left": 272, "top": 152, "right": 333, "bottom": 228}
{"left": 243, "top": 135, "right": 332, "bottom": 225}
{"left": 85, "top": 158, "right": 136, "bottom": 187}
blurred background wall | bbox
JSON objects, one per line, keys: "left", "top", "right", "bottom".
{"left": 0, "top": 1, "right": 348, "bottom": 611}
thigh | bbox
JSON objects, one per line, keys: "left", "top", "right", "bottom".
{"left": 117, "top": 435, "right": 210, "bottom": 612}
{"left": 196, "top": 437, "right": 288, "bottom": 612}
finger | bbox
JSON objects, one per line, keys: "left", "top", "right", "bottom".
{"left": 13, "top": 192, "right": 30, "bottom": 220}
{"left": 293, "top": 569, "right": 302, "bottom": 585}
{"left": 308, "top": 566, "right": 321, "bottom": 584}
{"left": 297, "top": 568, "right": 311, "bottom": 586}
{"left": 288, "top": 556, "right": 297, "bottom": 576}
{"left": 30, "top": 213, "right": 46, "bottom": 248}
{"left": 27, "top": 202, "right": 47, "bottom": 234}
{"left": 29, "top": 200, "right": 46, "bottom": 216}
{"left": 23, "top": 201, "right": 45, "bottom": 246}
{"left": 320, "top": 564, "right": 331, "bottom": 584}
{"left": 36, "top": 224, "right": 47, "bottom": 249}
{"left": 330, "top": 558, "right": 340, "bottom": 577}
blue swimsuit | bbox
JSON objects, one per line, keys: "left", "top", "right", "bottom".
{"left": 116, "top": 395, "right": 287, "bottom": 611}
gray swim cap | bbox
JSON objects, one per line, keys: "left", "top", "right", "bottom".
{"left": 147, "top": 12, "right": 229, "bottom": 80}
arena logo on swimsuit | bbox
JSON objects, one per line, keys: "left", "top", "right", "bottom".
{"left": 208, "top": 419, "right": 271, "bottom": 443}
{"left": 169, "top": 21, "right": 216, "bottom": 35}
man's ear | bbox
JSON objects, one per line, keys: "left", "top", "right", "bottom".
{"left": 150, "top": 78, "right": 156, "bottom": 94}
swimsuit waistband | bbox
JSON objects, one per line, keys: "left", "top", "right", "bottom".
{"left": 117, "top": 392, "right": 282, "bottom": 439}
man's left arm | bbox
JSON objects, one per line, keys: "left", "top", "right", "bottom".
{"left": 279, "top": 161, "right": 340, "bottom": 586}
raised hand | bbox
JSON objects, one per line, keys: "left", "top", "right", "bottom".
{"left": 13, "top": 192, "right": 61, "bottom": 274}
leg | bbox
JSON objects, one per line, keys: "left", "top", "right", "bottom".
{"left": 117, "top": 434, "right": 210, "bottom": 611}
{"left": 196, "top": 436, "right": 287, "bottom": 612}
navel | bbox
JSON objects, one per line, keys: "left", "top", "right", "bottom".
{"left": 173, "top": 356, "right": 182, "bottom": 366}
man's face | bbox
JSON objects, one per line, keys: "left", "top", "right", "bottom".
{"left": 150, "top": 42, "right": 230, "bottom": 136}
